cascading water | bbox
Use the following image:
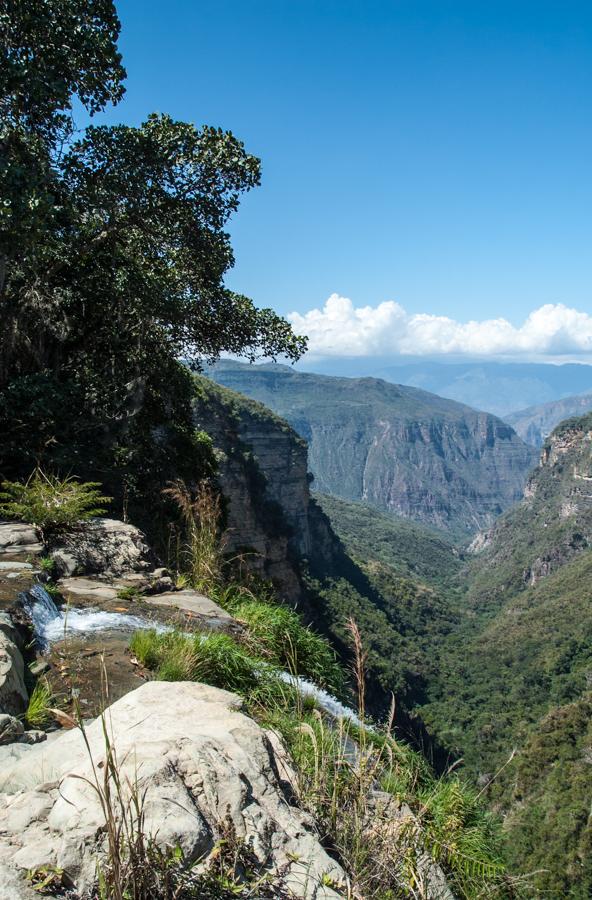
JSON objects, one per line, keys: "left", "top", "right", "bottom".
{"left": 20, "top": 583, "right": 165, "bottom": 651}
{"left": 279, "top": 671, "right": 365, "bottom": 729}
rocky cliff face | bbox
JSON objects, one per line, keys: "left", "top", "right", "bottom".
{"left": 193, "top": 378, "right": 312, "bottom": 601}
{"left": 469, "top": 411, "right": 592, "bottom": 596}
{"left": 207, "top": 362, "right": 537, "bottom": 535}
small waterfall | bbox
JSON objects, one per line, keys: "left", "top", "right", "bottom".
{"left": 19, "top": 584, "right": 61, "bottom": 648}
{"left": 279, "top": 671, "right": 365, "bottom": 728}
{"left": 20, "top": 584, "right": 166, "bottom": 651}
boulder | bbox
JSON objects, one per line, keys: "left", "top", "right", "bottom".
{"left": 0, "top": 681, "right": 345, "bottom": 899}
{"left": 0, "top": 521, "right": 42, "bottom": 556}
{"left": 0, "top": 714, "right": 24, "bottom": 745}
{"left": 0, "top": 613, "right": 28, "bottom": 716}
{"left": 50, "top": 518, "right": 153, "bottom": 577}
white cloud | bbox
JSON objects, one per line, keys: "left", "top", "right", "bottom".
{"left": 288, "top": 294, "right": 592, "bottom": 359}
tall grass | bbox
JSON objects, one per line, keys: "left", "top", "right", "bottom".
{"left": 231, "top": 596, "right": 343, "bottom": 691}
{"left": 162, "top": 479, "right": 225, "bottom": 593}
{"left": 130, "top": 629, "right": 264, "bottom": 696}
{"left": 260, "top": 621, "right": 519, "bottom": 900}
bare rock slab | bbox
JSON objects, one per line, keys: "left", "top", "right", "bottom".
{"left": 0, "top": 522, "right": 42, "bottom": 556}
{"left": 0, "top": 681, "right": 345, "bottom": 899}
{"left": 145, "top": 589, "right": 233, "bottom": 624}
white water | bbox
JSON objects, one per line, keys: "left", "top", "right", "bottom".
{"left": 21, "top": 588, "right": 365, "bottom": 729}
{"left": 279, "top": 671, "right": 365, "bottom": 728}
{"left": 20, "top": 584, "right": 166, "bottom": 650}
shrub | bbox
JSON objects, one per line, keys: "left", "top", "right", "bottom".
{"left": 0, "top": 469, "right": 110, "bottom": 540}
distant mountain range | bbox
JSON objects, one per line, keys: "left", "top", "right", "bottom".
{"left": 505, "top": 391, "right": 592, "bottom": 446}
{"left": 296, "top": 359, "right": 592, "bottom": 416}
{"left": 207, "top": 361, "right": 537, "bottom": 535}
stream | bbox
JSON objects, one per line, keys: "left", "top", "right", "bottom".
{"left": 17, "top": 581, "right": 365, "bottom": 730}
{"left": 20, "top": 584, "right": 165, "bottom": 651}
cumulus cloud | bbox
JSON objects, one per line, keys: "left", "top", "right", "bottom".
{"left": 288, "top": 294, "right": 592, "bottom": 359}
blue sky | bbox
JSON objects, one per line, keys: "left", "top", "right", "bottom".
{"left": 96, "top": 1, "right": 592, "bottom": 359}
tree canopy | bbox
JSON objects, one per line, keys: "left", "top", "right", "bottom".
{"left": 0, "top": 0, "right": 306, "bottom": 518}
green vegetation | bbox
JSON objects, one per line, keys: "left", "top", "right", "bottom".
{"left": 223, "top": 589, "right": 343, "bottom": 691}
{"left": 416, "top": 413, "right": 592, "bottom": 896}
{"left": 25, "top": 678, "right": 54, "bottom": 728}
{"left": 0, "top": 470, "right": 110, "bottom": 540}
{"left": 315, "top": 492, "right": 462, "bottom": 591}
{"left": 303, "top": 498, "right": 459, "bottom": 714}
{"left": 163, "top": 479, "right": 226, "bottom": 594}
{"left": 130, "top": 629, "right": 265, "bottom": 697}
{"left": 130, "top": 609, "right": 511, "bottom": 899}
{"left": 0, "top": 0, "right": 304, "bottom": 536}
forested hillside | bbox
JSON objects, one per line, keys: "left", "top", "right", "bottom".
{"left": 420, "top": 413, "right": 592, "bottom": 896}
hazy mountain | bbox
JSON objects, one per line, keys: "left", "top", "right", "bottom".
{"left": 296, "top": 359, "right": 592, "bottom": 416}
{"left": 505, "top": 391, "right": 592, "bottom": 445}
{"left": 207, "top": 361, "right": 537, "bottom": 535}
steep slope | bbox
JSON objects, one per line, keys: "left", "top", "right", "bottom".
{"left": 193, "top": 376, "right": 456, "bottom": 722}
{"left": 314, "top": 493, "right": 462, "bottom": 593}
{"left": 505, "top": 391, "right": 592, "bottom": 446}
{"left": 421, "top": 412, "right": 592, "bottom": 896}
{"left": 208, "top": 361, "right": 537, "bottom": 535}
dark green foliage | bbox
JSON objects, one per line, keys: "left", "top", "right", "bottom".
{"left": 500, "top": 696, "right": 592, "bottom": 898}
{"left": 0, "top": 469, "right": 110, "bottom": 538}
{"left": 0, "top": 1, "right": 304, "bottom": 533}
{"left": 305, "top": 498, "right": 458, "bottom": 716}
{"left": 417, "top": 413, "right": 592, "bottom": 895}
{"left": 315, "top": 492, "right": 462, "bottom": 590}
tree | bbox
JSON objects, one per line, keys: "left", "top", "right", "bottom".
{"left": 0, "top": 0, "right": 306, "bottom": 528}
{"left": 0, "top": 0, "right": 126, "bottom": 295}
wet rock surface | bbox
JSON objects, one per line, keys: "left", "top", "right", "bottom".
{"left": 0, "top": 612, "right": 28, "bottom": 716}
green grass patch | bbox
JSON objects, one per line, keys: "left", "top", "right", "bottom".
{"left": 25, "top": 678, "right": 54, "bottom": 728}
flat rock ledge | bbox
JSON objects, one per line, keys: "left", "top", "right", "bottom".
{"left": 0, "top": 681, "right": 345, "bottom": 900}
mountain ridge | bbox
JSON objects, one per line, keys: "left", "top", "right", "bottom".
{"left": 207, "top": 361, "right": 537, "bottom": 535}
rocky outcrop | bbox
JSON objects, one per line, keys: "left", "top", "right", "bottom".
{"left": 0, "top": 521, "right": 42, "bottom": 556}
{"left": 193, "top": 378, "right": 313, "bottom": 600}
{"left": 0, "top": 612, "right": 27, "bottom": 716}
{"left": 0, "top": 681, "right": 345, "bottom": 899}
{"left": 49, "top": 517, "right": 153, "bottom": 577}
{"left": 207, "top": 361, "right": 537, "bottom": 534}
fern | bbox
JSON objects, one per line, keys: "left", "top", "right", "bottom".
{"left": 0, "top": 469, "right": 110, "bottom": 540}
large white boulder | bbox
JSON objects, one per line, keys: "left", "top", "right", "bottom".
{"left": 0, "top": 681, "right": 345, "bottom": 899}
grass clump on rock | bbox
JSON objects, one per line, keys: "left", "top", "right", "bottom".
{"left": 130, "top": 630, "right": 263, "bottom": 696}
{"left": 228, "top": 594, "right": 343, "bottom": 692}
{"left": 25, "top": 678, "right": 54, "bottom": 728}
